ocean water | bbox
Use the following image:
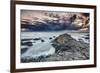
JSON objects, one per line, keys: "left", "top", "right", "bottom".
{"left": 21, "top": 30, "right": 89, "bottom": 60}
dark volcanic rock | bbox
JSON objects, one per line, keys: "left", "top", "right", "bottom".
{"left": 49, "top": 33, "right": 89, "bottom": 61}
{"left": 21, "top": 42, "right": 33, "bottom": 46}
{"left": 52, "top": 33, "right": 89, "bottom": 52}
{"left": 21, "top": 48, "right": 28, "bottom": 54}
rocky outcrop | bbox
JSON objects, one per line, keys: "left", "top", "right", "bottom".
{"left": 46, "top": 33, "right": 89, "bottom": 61}
{"left": 52, "top": 33, "right": 89, "bottom": 52}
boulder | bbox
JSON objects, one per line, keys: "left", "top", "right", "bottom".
{"left": 50, "top": 33, "right": 89, "bottom": 60}
{"left": 52, "top": 33, "right": 88, "bottom": 52}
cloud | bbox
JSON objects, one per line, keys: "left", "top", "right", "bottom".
{"left": 21, "top": 10, "right": 89, "bottom": 32}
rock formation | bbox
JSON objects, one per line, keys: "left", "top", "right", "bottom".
{"left": 45, "top": 33, "right": 89, "bottom": 61}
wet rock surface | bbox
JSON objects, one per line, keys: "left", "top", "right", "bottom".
{"left": 46, "top": 33, "right": 89, "bottom": 61}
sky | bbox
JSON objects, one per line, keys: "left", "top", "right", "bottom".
{"left": 21, "top": 10, "right": 90, "bottom": 32}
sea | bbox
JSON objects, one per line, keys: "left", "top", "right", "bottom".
{"left": 21, "top": 30, "right": 89, "bottom": 60}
